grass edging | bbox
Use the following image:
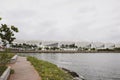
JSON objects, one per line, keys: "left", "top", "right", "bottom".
{"left": 27, "top": 56, "right": 73, "bottom": 80}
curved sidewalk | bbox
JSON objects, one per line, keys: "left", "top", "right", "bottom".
{"left": 9, "top": 56, "right": 41, "bottom": 80}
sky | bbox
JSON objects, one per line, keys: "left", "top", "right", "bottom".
{"left": 0, "top": 0, "right": 120, "bottom": 42}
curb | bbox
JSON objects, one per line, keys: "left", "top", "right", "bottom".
{"left": 0, "top": 66, "right": 11, "bottom": 80}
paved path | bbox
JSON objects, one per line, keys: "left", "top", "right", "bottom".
{"left": 9, "top": 56, "right": 41, "bottom": 80}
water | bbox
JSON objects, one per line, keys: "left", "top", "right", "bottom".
{"left": 19, "top": 53, "right": 120, "bottom": 80}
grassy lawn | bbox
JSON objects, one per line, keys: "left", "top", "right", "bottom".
{"left": 27, "top": 56, "right": 73, "bottom": 80}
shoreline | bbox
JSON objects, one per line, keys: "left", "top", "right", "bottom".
{"left": 27, "top": 56, "right": 74, "bottom": 80}
{"left": 61, "top": 68, "right": 85, "bottom": 80}
{"left": 8, "top": 50, "right": 120, "bottom": 53}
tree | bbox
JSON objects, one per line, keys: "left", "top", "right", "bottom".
{"left": 65, "top": 44, "right": 69, "bottom": 48}
{"left": 0, "top": 17, "right": 19, "bottom": 66}
{"left": 69, "top": 44, "right": 75, "bottom": 48}
{"left": 38, "top": 47, "right": 42, "bottom": 50}
{"left": 61, "top": 44, "right": 65, "bottom": 48}
{"left": 45, "top": 47, "right": 49, "bottom": 50}
{"left": 0, "top": 17, "right": 2, "bottom": 20}
{"left": 0, "top": 24, "right": 18, "bottom": 47}
{"left": 0, "top": 18, "right": 18, "bottom": 48}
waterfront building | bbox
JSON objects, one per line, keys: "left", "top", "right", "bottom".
{"left": 11, "top": 40, "right": 119, "bottom": 51}
{"left": 104, "top": 43, "right": 116, "bottom": 49}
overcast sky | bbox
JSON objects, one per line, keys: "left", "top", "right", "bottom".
{"left": 0, "top": 0, "right": 120, "bottom": 42}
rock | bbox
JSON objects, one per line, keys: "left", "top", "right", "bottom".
{"left": 61, "top": 67, "right": 86, "bottom": 80}
{"left": 69, "top": 71, "right": 79, "bottom": 77}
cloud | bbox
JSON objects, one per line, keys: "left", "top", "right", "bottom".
{"left": 0, "top": 0, "right": 120, "bottom": 42}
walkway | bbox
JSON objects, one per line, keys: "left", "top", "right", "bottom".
{"left": 9, "top": 56, "right": 41, "bottom": 80}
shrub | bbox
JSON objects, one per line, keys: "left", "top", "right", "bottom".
{"left": 0, "top": 66, "right": 7, "bottom": 76}
{"left": 10, "top": 69, "right": 14, "bottom": 74}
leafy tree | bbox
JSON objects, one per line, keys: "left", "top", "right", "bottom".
{"left": 50, "top": 47, "right": 59, "bottom": 50}
{"left": 0, "top": 24, "right": 18, "bottom": 47}
{"left": 18, "top": 44, "right": 22, "bottom": 48}
{"left": 0, "top": 17, "right": 18, "bottom": 66}
{"left": 61, "top": 44, "right": 65, "bottom": 48}
{"left": 69, "top": 44, "right": 78, "bottom": 48}
{"left": 114, "top": 48, "right": 120, "bottom": 51}
{"left": 91, "top": 48, "right": 96, "bottom": 50}
{"left": 33, "top": 44, "right": 37, "bottom": 48}
{"left": 45, "top": 47, "right": 49, "bottom": 50}
{"left": 0, "top": 17, "right": 18, "bottom": 49}
{"left": 38, "top": 47, "right": 42, "bottom": 50}
{"left": 65, "top": 44, "right": 69, "bottom": 48}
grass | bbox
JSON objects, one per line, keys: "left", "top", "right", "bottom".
{"left": 27, "top": 56, "right": 73, "bottom": 80}
{"left": 0, "top": 53, "right": 15, "bottom": 64}
{"left": 0, "top": 53, "right": 15, "bottom": 58}
{"left": 0, "top": 53, "right": 15, "bottom": 76}
{"left": 0, "top": 66, "right": 7, "bottom": 76}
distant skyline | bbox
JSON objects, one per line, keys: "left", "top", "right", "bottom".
{"left": 0, "top": 0, "right": 120, "bottom": 42}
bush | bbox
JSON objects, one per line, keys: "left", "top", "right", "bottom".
{"left": 0, "top": 66, "right": 7, "bottom": 76}
{"left": 27, "top": 56, "right": 73, "bottom": 80}
{"left": 10, "top": 69, "right": 14, "bottom": 74}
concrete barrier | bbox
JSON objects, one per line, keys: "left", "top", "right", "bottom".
{"left": 10, "top": 55, "right": 18, "bottom": 63}
{"left": 0, "top": 66, "right": 11, "bottom": 80}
